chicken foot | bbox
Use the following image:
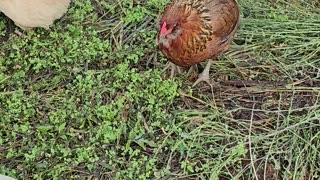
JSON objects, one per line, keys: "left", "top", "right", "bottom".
{"left": 163, "top": 62, "right": 182, "bottom": 78}
{"left": 192, "top": 59, "right": 213, "bottom": 87}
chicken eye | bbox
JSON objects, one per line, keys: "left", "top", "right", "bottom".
{"left": 172, "top": 24, "right": 180, "bottom": 32}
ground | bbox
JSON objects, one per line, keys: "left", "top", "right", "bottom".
{"left": 0, "top": 0, "right": 320, "bottom": 179}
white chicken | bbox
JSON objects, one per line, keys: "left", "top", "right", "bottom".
{"left": 0, "top": 174, "right": 16, "bottom": 180}
{"left": 0, "top": 0, "right": 70, "bottom": 30}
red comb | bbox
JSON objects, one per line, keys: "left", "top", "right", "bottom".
{"left": 160, "top": 22, "right": 168, "bottom": 35}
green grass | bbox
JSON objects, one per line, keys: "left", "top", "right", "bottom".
{"left": 1, "top": 0, "right": 320, "bottom": 179}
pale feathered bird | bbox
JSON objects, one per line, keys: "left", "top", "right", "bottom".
{"left": 0, "top": 174, "right": 17, "bottom": 180}
{"left": 0, "top": 0, "right": 70, "bottom": 30}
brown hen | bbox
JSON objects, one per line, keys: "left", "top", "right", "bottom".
{"left": 157, "top": 0, "right": 240, "bottom": 86}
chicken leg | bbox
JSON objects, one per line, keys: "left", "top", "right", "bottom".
{"left": 163, "top": 62, "right": 182, "bottom": 78}
{"left": 192, "top": 59, "right": 213, "bottom": 87}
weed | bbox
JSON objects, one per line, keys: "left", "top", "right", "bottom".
{"left": 1, "top": 0, "right": 320, "bottom": 179}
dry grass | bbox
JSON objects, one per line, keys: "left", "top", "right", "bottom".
{"left": 0, "top": 0, "right": 320, "bottom": 179}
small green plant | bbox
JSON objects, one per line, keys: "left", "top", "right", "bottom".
{"left": 1, "top": 0, "right": 320, "bottom": 179}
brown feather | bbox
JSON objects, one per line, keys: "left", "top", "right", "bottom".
{"left": 157, "top": 0, "right": 240, "bottom": 67}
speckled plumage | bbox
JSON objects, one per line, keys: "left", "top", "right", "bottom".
{"left": 157, "top": 0, "right": 240, "bottom": 67}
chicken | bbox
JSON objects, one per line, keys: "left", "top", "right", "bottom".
{"left": 157, "top": 0, "right": 240, "bottom": 86}
{"left": 0, "top": 174, "right": 16, "bottom": 180}
{"left": 0, "top": 0, "right": 70, "bottom": 30}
